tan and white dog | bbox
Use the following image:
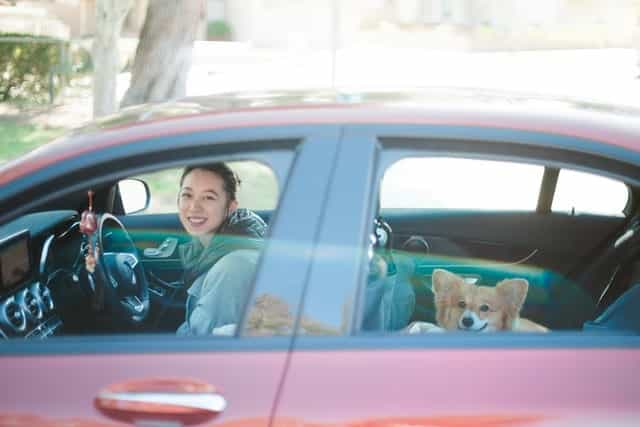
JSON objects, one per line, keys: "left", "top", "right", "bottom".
{"left": 407, "top": 268, "right": 548, "bottom": 333}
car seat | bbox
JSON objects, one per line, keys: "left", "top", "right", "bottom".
{"left": 575, "top": 216, "right": 640, "bottom": 312}
{"left": 583, "top": 283, "right": 640, "bottom": 334}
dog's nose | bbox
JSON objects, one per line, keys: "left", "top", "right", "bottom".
{"left": 462, "top": 317, "right": 474, "bottom": 328}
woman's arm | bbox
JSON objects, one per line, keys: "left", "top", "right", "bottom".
{"left": 181, "top": 249, "right": 260, "bottom": 335}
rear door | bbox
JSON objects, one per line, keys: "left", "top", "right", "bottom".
{"left": 271, "top": 124, "right": 640, "bottom": 427}
{"left": 0, "top": 125, "right": 341, "bottom": 427}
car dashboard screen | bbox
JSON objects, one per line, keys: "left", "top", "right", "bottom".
{"left": 0, "top": 231, "right": 32, "bottom": 291}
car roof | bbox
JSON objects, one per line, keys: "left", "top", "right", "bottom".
{"left": 1, "top": 87, "right": 639, "bottom": 186}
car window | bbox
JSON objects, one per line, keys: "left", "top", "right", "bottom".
{"left": 552, "top": 168, "right": 628, "bottom": 217}
{"left": 381, "top": 157, "right": 544, "bottom": 210}
{"left": 131, "top": 160, "right": 279, "bottom": 214}
{"left": 356, "top": 152, "right": 627, "bottom": 336}
{"left": 1, "top": 153, "right": 290, "bottom": 341}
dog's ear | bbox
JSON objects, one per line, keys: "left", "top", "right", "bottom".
{"left": 432, "top": 269, "right": 463, "bottom": 296}
{"left": 496, "top": 278, "right": 529, "bottom": 312}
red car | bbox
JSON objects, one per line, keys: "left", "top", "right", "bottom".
{"left": 0, "top": 89, "right": 639, "bottom": 427}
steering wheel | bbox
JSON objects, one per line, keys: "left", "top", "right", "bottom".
{"left": 89, "top": 213, "right": 150, "bottom": 324}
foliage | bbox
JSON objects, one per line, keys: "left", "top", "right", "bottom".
{"left": 0, "top": 33, "right": 70, "bottom": 104}
{"left": 69, "top": 43, "right": 93, "bottom": 74}
{"left": 206, "top": 20, "right": 232, "bottom": 41}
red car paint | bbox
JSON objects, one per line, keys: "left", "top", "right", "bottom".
{"left": 1, "top": 351, "right": 286, "bottom": 427}
{"left": 2, "top": 91, "right": 638, "bottom": 185}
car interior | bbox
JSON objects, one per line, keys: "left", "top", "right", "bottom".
{"left": 372, "top": 155, "right": 640, "bottom": 334}
{"left": 0, "top": 153, "right": 639, "bottom": 339}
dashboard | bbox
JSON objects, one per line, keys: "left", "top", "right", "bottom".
{"left": 0, "top": 211, "right": 79, "bottom": 338}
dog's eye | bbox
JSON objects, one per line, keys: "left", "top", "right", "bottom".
{"left": 479, "top": 304, "right": 490, "bottom": 312}
{"left": 457, "top": 301, "right": 466, "bottom": 309}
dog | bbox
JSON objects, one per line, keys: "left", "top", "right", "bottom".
{"left": 407, "top": 268, "right": 547, "bottom": 333}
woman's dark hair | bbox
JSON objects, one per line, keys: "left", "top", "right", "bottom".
{"left": 180, "top": 162, "right": 241, "bottom": 202}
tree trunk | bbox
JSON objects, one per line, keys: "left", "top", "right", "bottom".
{"left": 92, "top": 0, "right": 132, "bottom": 117}
{"left": 120, "top": 0, "right": 205, "bottom": 108}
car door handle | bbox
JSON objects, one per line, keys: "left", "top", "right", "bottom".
{"left": 95, "top": 378, "right": 226, "bottom": 426}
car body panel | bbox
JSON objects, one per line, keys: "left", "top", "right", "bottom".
{"left": 1, "top": 338, "right": 291, "bottom": 427}
{"left": 2, "top": 89, "right": 639, "bottom": 187}
{"left": 275, "top": 335, "right": 640, "bottom": 427}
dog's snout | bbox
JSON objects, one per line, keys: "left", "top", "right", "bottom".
{"left": 461, "top": 317, "right": 474, "bottom": 328}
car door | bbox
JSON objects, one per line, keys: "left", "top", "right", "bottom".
{"left": 271, "top": 124, "right": 640, "bottom": 427}
{"left": 0, "top": 125, "right": 342, "bottom": 427}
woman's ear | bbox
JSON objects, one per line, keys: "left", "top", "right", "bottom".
{"left": 228, "top": 199, "right": 238, "bottom": 214}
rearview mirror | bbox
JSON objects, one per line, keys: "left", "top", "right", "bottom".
{"left": 118, "top": 179, "right": 150, "bottom": 214}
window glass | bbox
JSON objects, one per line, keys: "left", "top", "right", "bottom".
{"left": 381, "top": 157, "right": 544, "bottom": 210}
{"left": 16, "top": 159, "right": 283, "bottom": 341}
{"left": 360, "top": 155, "right": 620, "bottom": 337}
{"left": 132, "top": 161, "right": 279, "bottom": 214}
{"left": 552, "top": 169, "right": 627, "bottom": 216}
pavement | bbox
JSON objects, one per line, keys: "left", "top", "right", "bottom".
{"left": 186, "top": 45, "right": 640, "bottom": 107}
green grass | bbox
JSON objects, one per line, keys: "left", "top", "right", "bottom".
{"left": 0, "top": 120, "right": 65, "bottom": 163}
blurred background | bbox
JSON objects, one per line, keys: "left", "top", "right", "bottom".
{"left": 1, "top": 0, "right": 640, "bottom": 163}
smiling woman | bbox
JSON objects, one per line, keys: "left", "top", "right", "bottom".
{"left": 114, "top": 160, "right": 279, "bottom": 336}
{"left": 174, "top": 162, "right": 268, "bottom": 336}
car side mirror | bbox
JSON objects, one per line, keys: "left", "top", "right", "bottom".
{"left": 118, "top": 179, "right": 150, "bottom": 214}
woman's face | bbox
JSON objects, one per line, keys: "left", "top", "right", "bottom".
{"left": 178, "top": 168, "right": 237, "bottom": 245}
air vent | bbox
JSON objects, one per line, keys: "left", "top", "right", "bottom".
{"left": 23, "top": 290, "right": 42, "bottom": 320}
{"left": 41, "top": 289, "right": 54, "bottom": 312}
{"left": 35, "top": 283, "right": 54, "bottom": 312}
{"left": 3, "top": 300, "right": 26, "bottom": 332}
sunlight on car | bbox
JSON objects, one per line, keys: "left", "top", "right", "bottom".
{"left": 381, "top": 157, "right": 543, "bottom": 210}
{"left": 552, "top": 169, "right": 628, "bottom": 216}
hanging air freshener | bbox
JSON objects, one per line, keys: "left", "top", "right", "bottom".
{"left": 80, "top": 190, "right": 98, "bottom": 273}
